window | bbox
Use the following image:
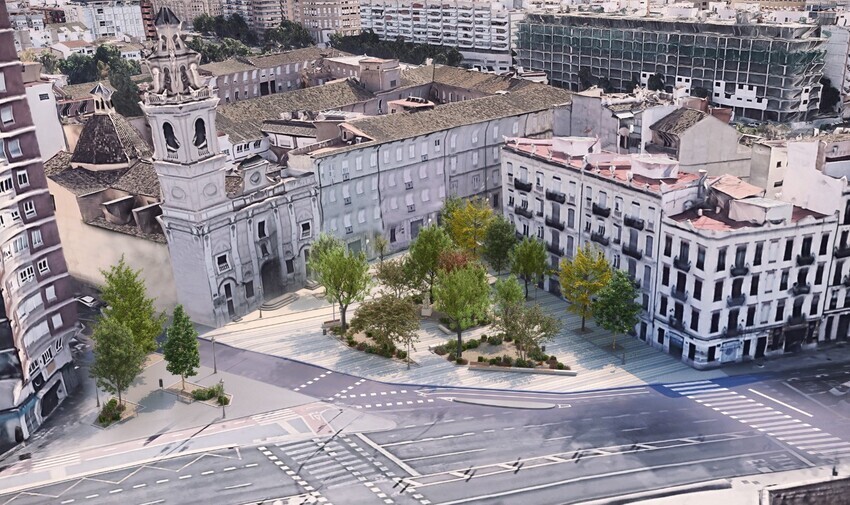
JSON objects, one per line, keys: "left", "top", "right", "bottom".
{"left": 31, "top": 229, "right": 42, "bottom": 247}
{"left": 775, "top": 300, "right": 785, "bottom": 322}
{"left": 690, "top": 310, "right": 699, "bottom": 332}
{"left": 18, "top": 266, "right": 34, "bottom": 285}
{"left": 664, "top": 235, "right": 672, "bottom": 256}
{"left": 395, "top": 147, "right": 402, "bottom": 161}
{"left": 753, "top": 242, "right": 764, "bottom": 266}
{"left": 257, "top": 220, "right": 267, "bottom": 239}
{"left": 784, "top": 239, "right": 793, "bottom": 261}
{"left": 300, "top": 222, "right": 311, "bottom": 239}
{"left": 216, "top": 254, "right": 230, "bottom": 274}
{"left": 716, "top": 247, "right": 726, "bottom": 271}
{"left": 780, "top": 270, "right": 789, "bottom": 290}
{"left": 645, "top": 236, "right": 654, "bottom": 258}
{"left": 285, "top": 259, "right": 295, "bottom": 274}
{"left": 816, "top": 264, "right": 824, "bottom": 285}
{"left": 750, "top": 274, "right": 759, "bottom": 295}
{"left": 697, "top": 247, "right": 706, "bottom": 270}
{"left": 659, "top": 296, "right": 667, "bottom": 316}
{"left": 0, "top": 72, "right": 6, "bottom": 93}
{"left": 713, "top": 281, "right": 723, "bottom": 302}
{"left": 0, "top": 106, "right": 13, "bottom": 126}
{"left": 23, "top": 200, "right": 35, "bottom": 218}
{"left": 16, "top": 171, "right": 28, "bottom": 188}
{"left": 662, "top": 266, "right": 670, "bottom": 286}
{"left": 821, "top": 234, "right": 830, "bottom": 256}
{"left": 37, "top": 258, "right": 48, "bottom": 274}
{"left": 710, "top": 312, "right": 720, "bottom": 333}
{"left": 52, "top": 314, "right": 63, "bottom": 331}
{"left": 41, "top": 347, "right": 54, "bottom": 366}
{"left": 0, "top": 177, "right": 12, "bottom": 193}
{"left": 13, "top": 235, "right": 26, "bottom": 254}
{"left": 10, "top": 209, "right": 19, "bottom": 222}
{"left": 535, "top": 171, "right": 543, "bottom": 188}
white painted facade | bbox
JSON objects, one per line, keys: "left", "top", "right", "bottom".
{"left": 66, "top": 0, "right": 145, "bottom": 41}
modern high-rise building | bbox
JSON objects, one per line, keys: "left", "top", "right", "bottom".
{"left": 359, "top": 0, "right": 513, "bottom": 72}
{"left": 65, "top": 0, "right": 146, "bottom": 40}
{"left": 516, "top": 13, "right": 827, "bottom": 122}
{"left": 0, "top": 1, "right": 80, "bottom": 450}
{"left": 155, "top": 0, "right": 222, "bottom": 30}
{"left": 295, "top": 0, "right": 360, "bottom": 45}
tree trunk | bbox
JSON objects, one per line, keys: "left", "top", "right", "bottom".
{"left": 181, "top": 375, "right": 185, "bottom": 391}
{"left": 340, "top": 304, "right": 348, "bottom": 330}
{"left": 456, "top": 327, "right": 463, "bottom": 361}
{"left": 612, "top": 333, "right": 617, "bottom": 350}
{"left": 406, "top": 342, "right": 410, "bottom": 370}
{"left": 118, "top": 389, "right": 122, "bottom": 406}
{"left": 524, "top": 277, "right": 529, "bottom": 300}
{"left": 581, "top": 314, "right": 586, "bottom": 331}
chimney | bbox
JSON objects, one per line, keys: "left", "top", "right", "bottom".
{"left": 626, "top": 171, "right": 634, "bottom": 182}
{"left": 697, "top": 208, "right": 704, "bottom": 217}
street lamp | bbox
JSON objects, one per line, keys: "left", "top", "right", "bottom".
{"left": 212, "top": 336, "right": 218, "bottom": 374}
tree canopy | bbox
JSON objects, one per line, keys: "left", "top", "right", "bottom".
{"left": 90, "top": 316, "right": 146, "bottom": 406}
{"left": 192, "top": 14, "right": 258, "bottom": 46}
{"left": 329, "top": 30, "right": 463, "bottom": 67}
{"left": 433, "top": 264, "right": 490, "bottom": 360}
{"left": 263, "top": 20, "right": 313, "bottom": 52}
{"left": 482, "top": 216, "right": 517, "bottom": 274}
{"left": 308, "top": 240, "right": 371, "bottom": 329}
{"left": 444, "top": 197, "right": 494, "bottom": 255}
{"left": 408, "top": 225, "right": 453, "bottom": 299}
{"left": 501, "top": 303, "right": 560, "bottom": 361}
{"left": 647, "top": 73, "right": 666, "bottom": 91}
{"left": 559, "top": 244, "right": 611, "bottom": 331}
{"left": 185, "top": 36, "right": 250, "bottom": 64}
{"left": 57, "top": 45, "right": 143, "bottom": 116}
{"left": 353, "top": 295, "right": 419, "bottom": 368}
{"left": 510, "top": 238, "right": 548, "bottom": 299}
{"left": 376, "top": 256, "right": 419, "bottom": 298}
{"left": 100, "top": 257, "right": 166, "bottom": 355}
{"left": 492, "top": 276, "right": 524, "bottom": 321}
{"left": 163, "top": 305, "right": 200, "bottom": 391}
{"left": 593, "top": 270, "right": 641, "bottom": 349}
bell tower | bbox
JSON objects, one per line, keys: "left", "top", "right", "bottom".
{"left": 141, "top": 7, "right": 227, "bottom": 213}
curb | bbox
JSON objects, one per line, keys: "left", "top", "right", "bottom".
{"left": 574, "top": 479, "right": 733, "bottom": 504}
{"left": 467, "top": 364, "right": 578, "bottom": 376}
{"left": 451, "top": 398, "right": 555, "bottom": 410}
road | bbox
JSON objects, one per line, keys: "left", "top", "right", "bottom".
{"left": 5, "top": 344, "right": 850, "bottom": 504}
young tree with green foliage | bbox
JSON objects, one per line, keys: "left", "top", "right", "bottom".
{"left": 109, "top": 65, "right": 142, "bottom": 117}
{"left": 510, "top": 238, "right": 548, "bottom": 299}
{"left": 59, "top": 53, "right": 98, "bottom": 84}
{"left": 308, "top": 244, "right": 371, "bottom": 330}
{"left": 90, "top": 316, "right": 146, "bottom": 406}
{"left": 100, "top": 257, "right": 166, "bottom": 355}
{"left": 433, "top": 264, "right": 490, "bottom": 361}
{"left": 353, "top": 295, "right": 420, "bottom": 368}
{"left": 559, "top": 244, "right": 611, "bottom": 332}
{"left": 263, "top": 20, "right": 314, "bottom": 52}
{"left": 444, "top": 197, "right": 494, "bottom": 254}
{"left": 408, "top": 225, "right": 453, "bottom": 299}
{"left": 492, "top": 276, "right": 524, "bottom": 321}
{"left": 376, "top": 257, "right": 418, "bottom": 298}
{"left": 593, "top": 270, "right": 641, "bottom": 349}
{"left": 163, "top": 305, "right": 200, "bottom": 391}
{"left": 483, "top": 216, "right": 517, "bottom": 274}
{"left": 310, "top": 233, "right": 344, "bottom": 265}
{"left": 502, "top": 303, "right": 561, "bottom": 361}
{"left": 373, "top": 234, "right": 389, "bottom": 263}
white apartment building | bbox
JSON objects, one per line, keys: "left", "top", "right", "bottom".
{"left": 66, "top": 0, "right": 145, "bottom": 41}
{"left": 359, "top": 0, "right": 513, "bottom": 72}
{"left": 502, "top": 136, "right": 840, "bottom": 369}
{"left": 295, "top": 0, "right": 361, "bottom": 45}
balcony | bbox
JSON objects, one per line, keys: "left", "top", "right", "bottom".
{"left": 545, "top": 217, "right": 565, "bottom": 231}
{"left": 790, "top": 282, "right": 811, "bottom": 296}
{"left": 669, "top": 317, "right": 685, "bottom": 332}
{"left": 590, "top": 232, "right": 609, "bottom": 247}
{"left": 726, "top": 294, "right": 746, "bottom": 307}
{"left": 545, "top": 190, "right": 566, "bottom": 204}
{"left": 796, "top": 253, "right": 815, "bottom": 267}
{"left": 592, "top": 203, "right": 611, "bottom": 218}
{"left": 514, "top": 180, "right": 532, "bottom": 192}
{"left": 622, "top": 243, "right": 642, "bottom": 260}
{"left": 623, "top": 214, "right": 644, "bottom": 230}
{"left": 515, "top": 206, "right": 533, "bottom": 219}
{"left": 671, "top": 287, "right": 688, "bottom": 302}
{"left": 836, "top": 244, "right": 850, "bottom": 258}
{"left": 787, "top": 314, "right": 807, "bottom": 327}
{"left": 673, "top": 256, "right": 691, "bottom": 272}
{"left": 730, "top": 264, "right": 749, "bottom": 277}
{"left": 722, "top": 325, "right": 744, "bottom": 338}
{"left": 547, "top": 243, "right": 564, "bottom": 256}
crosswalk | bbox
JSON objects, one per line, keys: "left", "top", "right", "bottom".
{"left": 665, "top": 380, "right": 850, "bottom": 460}
{"left": 252, "top": 408, "right": 301, "bottom": 425}
{"left": 275, "top": 439, "right": 380, "bottom": 489}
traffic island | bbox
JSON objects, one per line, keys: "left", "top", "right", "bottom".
{"left": 94, "top": 398, "right": 142, "bottom": 428}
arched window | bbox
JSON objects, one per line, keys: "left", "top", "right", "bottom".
{"left": 160, "top": 35, "right": 167, "bottom": 51}
{"left": 180, "top": 65, "right": 192, "bottom": 93}
{"left": 193, "top": 118, "right": 207, "bottom": 149}
{"left": 163, "top": 122, "right": 180, "bottom": 152}
{"left": 172, "top": 34, "right": 181, "bottom": 50}
{"left": 162, "top": 67, "right": 172, "bottom": 93}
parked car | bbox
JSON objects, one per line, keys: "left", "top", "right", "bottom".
{"left": 829, "top": 381, "right": 850, "bottom": 396}
{"left": 75, "top": 295, "right": 102, "bottom": 308}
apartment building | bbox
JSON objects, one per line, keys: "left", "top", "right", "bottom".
{"left": 359, "top": 0, "right": 513, "bottom": 72}
{"left": 503, "top": 134, "right": 839, "bottom": 369}
{"left": 294, "top": 0, "right": 361, "bottom": 45}
{"left": 153, "top": 0, "right": 221, "bottom": 29}
{"left": 0, "top": 2, "right": 80, "bottom": 450}
{"left": 516, "top": 12, "right": 826, "bottom": 122}
{"left": 66, "top": 0, "right": 146, "bottom": 40}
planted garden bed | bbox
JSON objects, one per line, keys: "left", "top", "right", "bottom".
{"left": 432, "top": 334, "right": 570, "bottom": 371}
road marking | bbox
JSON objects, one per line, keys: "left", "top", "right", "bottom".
{"left": 665, "top": 380, "right": 712, "bottom": 387}
{"left": 60, "top": 500, "right": 75, "bottom": 504}
{"left": 202, "top": 470, "right": 214, "bottom": 475}
{"left": 735, "top": 414, "right": 789, "bottom": 422}
{"left": 543, "top": 435, "right": 573, "bottom": 441}
{"left": 355, "top": 433, "right": 422, "bottom": 477}
{"left": 132, "top": 484, "right": 147, "bottom": 489}
{"left": 748, "top": 388, "right": 813, "bottom": 418}
{"left": 245, "top": 463, "right": 258, "bottom": 468}
{"left": 223, "top": 466, "right": 236, "bottom": 471}
{"left": 224, "top": 483, "right": 252, "bottom": 490}
{"left": 403, "top": 449, "right": 487, "bottom": 462}
{"left": 693, "top": 419, "right": 717, "bottom": 424}
{"left": 156, "top": 479, "right": 169, "bottom": 484}
{"left": 139, "top": 501, "right": 164, "bottom": 505}
{"left": 778, "top": 434, "right": 838, "bottom": 442}
{"left": 683, "top": 388, "right": 731, "bottom": 396}
{"left": 751, "top": 420, "right": 803, "bottom": 429}
{"left": 621, "top": 427, "right": 645, "bottom": 432}
{"left": 796, "top": 442, "right": 850, "bottom": 450}
{"left": 85, "top": 495, "right": 99, "bottom": 499}
{"left": 109, "top": 489, "right": 122, "bottom": 494}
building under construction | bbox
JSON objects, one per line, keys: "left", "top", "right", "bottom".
{"left": 516, "top": 13, "right": 826, "bottom": 123}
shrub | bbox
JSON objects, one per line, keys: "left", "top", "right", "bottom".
{"left": 477, "top": 355, "right": 485, "bottom": 362}
{"left": 501, "top": 355, "right": 513, "bottom": 366}
{"left": 346, "top": 336, "right": 356, "bottom": 347}
{"left": 444, "top": 340, "right": 458, "bottom": 351}
{"left": 365, "top": 345, "right": 375, "bottom": 354}
{"left": 456, "top": 358, "right": 468, "bottom": 365}
{"left": 433, "top": 345, "right": 447, "bottom": 356}
{"left": 464, "top": 339, "right": 479, "bottom": 350}
{"left": 412, "top": 294, "right": 424, "bottom": 305}
{"left": 396, "top": 350, "right": 407, "bottom": 360}
{"left": 556, "top": 362, "right": 566, "bottom": 370}
{"left": 379, "top": 348, "right": 393, "bottom": 358}
{"left": 447, "top": 352, "right": 457, "bottom": 361}
{"left": 192, "top": 388, "right": 214, "bottom": 401}
{"left": 548, "top": 355, "right": 557, "bottom": 363}
{"left": 329, "top": 325, "right": 345, "bottom": 336}
{"left": 487, "top": 335, "right": 503, "bottom": 346}
{"left": 217, "top": 395, "right": 230, "bottom": 406}
{"left": 356, "top": 342, "right": 367, "bottom": 351}
{"left": 504, "top": 335, "right": 513, "bottom": 342}
{"left": 97, "top": 398, "right": 125, "bottom": 425}
{"left": 488, "top": 358, "right": 498, "bottom": 365}
{"left": 515, "top": 358, "right": 528, "bottom": 368}
{"left": 481, "top": 334, "right": 488, "bottom": 340}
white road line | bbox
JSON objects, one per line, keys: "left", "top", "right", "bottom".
{"left": 693, "top": 419, "right": 717, "bottom": 424}
{"left": 109, "top": 489, "right": 122, "bottom": 494}
{"left": 223, "top": 467, "right": 236, "bottom": 471}
{"left": 721, "top": 406, "right": 773, "bottom": 415}
{"left": 224, "top": 483, "right": 252, "bottom": 490}
{"left": 665, "top": 380, "right": 712, "bottom": 387}
{"left": 689, "top": 392, "right": 740, "bottom": 400}
{"left": 736, "top": 413, "right": 789, "bottom": 422}
{"left": 139, "top": 501, "right": 164, "bottom": 505}
{"left": 179, "top": 475, "right": 192, "bottom": 479}
{"left": 155, "top": 479, "right": 169, "bottom": 484}
{"left": 796, "top": 442, "right": 850, "bottom": 450}
{"left": 543, "top": 435, "right": 573, "bottom": 440}
{"left": 133, "top": 484, "right": 147, "bottom": 489}
{"left": 60, "top": 500, "right": 75, "bottom": 504}
{"left": 778, "top": 434, "right": 839, "bottom": 442}
{"left": 815, "top": 447, "right": 850, "bottom": 454}
{"left": 355, "top": 433, "right": 422, "bottom": 477}
{"left": 201, "top": 470, "right": 214, "bottom": 475}
{"left": 769, "top": 427, "right": 820, "bottom": 436}
{"left": 403, "top": 449, "right": 487, "bottom": 462}
{"left": 703, "top": 399, "right": 756, "bottom": 407}
{"left": 672, "top": 384, "right": 722, "bottom": 392}
{"left": 683, "top": 388, "right": 730, "bottom": 396}
{"left": 751, "top": 420, "right": 803, "bottom": 429}
{"left": 85, "top": 495, "right": 99, "bottom": 499}
{"left": 245, "top": 464, "right": 258, "bottom": 468}
{"left": 748, "top": 389, "right": 813, "bottom": 418}
{"left": 622, "top": 427, "right": 645, "bottom": 432}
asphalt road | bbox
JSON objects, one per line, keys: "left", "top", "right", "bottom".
{"left": 6, "top": 341, "right": 850, "bottom": 504}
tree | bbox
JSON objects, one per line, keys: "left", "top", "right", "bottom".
{"left": 263, "top": 20, "right": 314, "bottom": 52}
{"left": 821, "top": 77, "right": 841, "bottom": 113}
{"left": 163, "top": 305, "right": 200, "bottom": 391}
{"left": 328, "top": 30, "right": 464, "bottom": 66}
{"left": 353, "top": 295, "right": 420, "bottom": 368}
{"left": 90, "top": 316, "right": 146, "bottom": 406}
{"left": 109, "top": 65, "right": 142, "bottom": 117}
{"left": 492, "top": 276, "right": 524, "bottom": 321}
{"left": 308, "top": 244, "right": 371, "bottom": 330}
{"left": 374, "top": 234, "right": 389, "bottom": 263}
{"left": 593, "top": 270, "right": 641, "bottom": 350}
{"left": 376, "top": 257, "right": 418, "bottom": 298}
{"left": 438, "top": 248, "right": 472, "bottom": 273}
{"left": 58, "top": 53, "right": 98, "bottom": 84}
{"left": 510, "top": 238, "right": 548, "bottom": 299}
{"left": 559, "top": 244, "right": 611, "bottom": 332}
{"left": 310, "top": 233, "right": 344, "bottom": 265}
{"left": 408, "top": 225, "right": 453, "bottom": 300}
{"left": 444, "top": 197, "right": 493, "bottom": 254}
{"left": 433, "top": 264, "right": 490, "bottom": 361}
{"left": 502, "top": 303, "right": 561, "bottom": 361}
{"left": 482, "top": 216, "right": 517, "bottom": 274}
{"left": 100, "top": 257, "right": 166, "bottom": 354}
{"left": 184, "top": 37, "right": 250, "bottom": 64}
{"left": 648, "top": 73, "right": 665, "bottom": 91}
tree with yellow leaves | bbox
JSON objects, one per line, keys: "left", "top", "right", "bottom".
{"left": 444, "top": 197, "right": 494, "bottom": 255}
{"left": 559, "top": 244, "right": 611, "bottom": 332}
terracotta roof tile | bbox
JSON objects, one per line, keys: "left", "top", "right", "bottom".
{"left": 709, "top": 174, "right": 765, "bottom": 199}
{"left": 650, "top": 108, "right": 707, "bottom": 135}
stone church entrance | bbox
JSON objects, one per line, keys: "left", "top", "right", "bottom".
{"left": 261, "top": 259, "right": 285, "bottom": 300}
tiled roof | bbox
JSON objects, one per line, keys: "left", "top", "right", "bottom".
{"left": 709, "top": 174, "right": 765, "bottom": 199}
{"left": 59, "top": 80, "right": 115, "bottom": 100}
{"left": 244, "top": 47, "right": 346, "bottom": 68}
{"left": 112, "top": 160, "right": 160, "bottom": 198}
{"left": 45, "top": 151, "right": 125, "bottom": 196}
{"left": 431, "top": 65, "right": 540, "bottom": 94}
{"left": 199, "top": 59, "right": 256, "bottom": 76}
{"left": 670, "top": 205, "right": 826, "bottom": 231}
{"left": 87, "top": 216, "right": 167, "bottom": 244}
{"left": 650, "top": 108, "right": 707, "bottom": 135}
{"left": 261, "top": 121, "right": 317, "bottom": 137}
{"left": 70, "top": 112, "right": 152, "bottom": 167}
{"left": 217, "top": 79, "right": 376, "bottom": 143}
{"left": 316, "top": 86, "right": 572, "bottom": 157}
{"left": 60, "top": 40, "right": 93, "bottom": 48}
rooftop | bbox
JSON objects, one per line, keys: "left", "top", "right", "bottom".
{"left": 243, "top": 47, "right": 346, "bottom": 68}
{"left": 45, "top": 151, "right": 123, "bottom": 196}
{"left": 58, "top": 39, "right": 93, "bottom": 48}
{"left": 261, "top": 120, "right": 317, "bottom": 138}
{"left": 669, "top": 205, "right": 826, "bottom": 231}
{"left": 69, "top": 112, "right": 152, "bottom": 167}
{"left": 198, "top": 59, "right": 256, "bottom": 76}
{"left": 57, "top": 80, "right": 115, "bottom": 100}
{"left": 650, "top": 108, "right": 708, "bottom": 136}
{"left": 710, "top": 173, "right": 765, "bottom": 199}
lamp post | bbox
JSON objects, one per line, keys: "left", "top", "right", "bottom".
{"left": 212, "top": 336, "right": 218, "bottom": 374}
{"left": 95, "top": 382, "right": 100, "bottom": 408}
